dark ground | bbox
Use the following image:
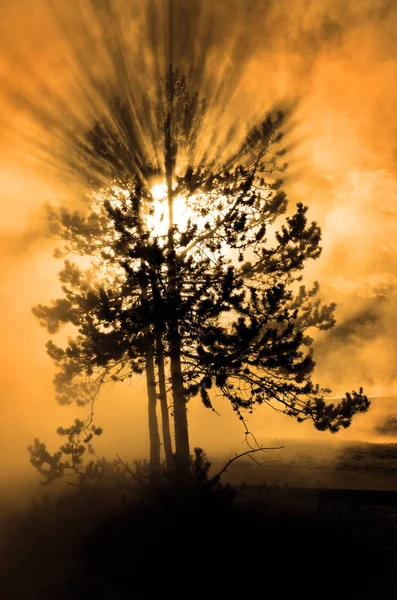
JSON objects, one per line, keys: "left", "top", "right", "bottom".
{"left": 1, "top": 441, "right": 397, "bottom": 599}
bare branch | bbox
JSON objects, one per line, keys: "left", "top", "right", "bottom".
{"left": 213, "top": 446, "right": 284, "bottom": 480}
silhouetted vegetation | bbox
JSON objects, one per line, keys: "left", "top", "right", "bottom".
{"left": 2, "top": 456, "right": 397, "bottom": 599}
{"left": 31, "top": 69, "right": 369, "bottom": 481}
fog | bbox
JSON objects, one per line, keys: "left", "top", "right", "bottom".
{"left": 1, "top": 0, "right": 397, "bottom": 497}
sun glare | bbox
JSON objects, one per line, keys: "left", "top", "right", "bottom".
{"left": 95, "top": 182, "right": 194, "bottom": 240}
{"left": 147, "top": 182, "right": 191, "bottom": 238}
{"left": 151, "top": 182, "right": 168, "bottom": 202}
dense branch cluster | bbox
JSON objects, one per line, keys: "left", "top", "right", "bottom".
{"left": 29, "top": 72, "right": 369, "bottom": 480}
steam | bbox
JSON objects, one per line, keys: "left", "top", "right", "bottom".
{"left": 1, "top": 0, "right": 397, "bottom": 484}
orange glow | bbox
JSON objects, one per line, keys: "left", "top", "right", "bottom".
{"left": 1, "top": 0, "right": 397, "bottom": 492}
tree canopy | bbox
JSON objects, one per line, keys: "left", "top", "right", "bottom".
{"left": 30, "top": 73, "right": 370, "bottom": 481}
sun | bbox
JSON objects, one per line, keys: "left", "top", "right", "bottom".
{"left": 150, "top": 182, "right": 168, "bottom": 202}
{"left": 95, "top": 182, "right": 193, "bottom": 240}
{"left": 147, "top": 182, "right": 191, "bottom": 238}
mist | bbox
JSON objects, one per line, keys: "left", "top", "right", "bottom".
{"left": 1, "top": 0, "right": 397, "bottom": 505}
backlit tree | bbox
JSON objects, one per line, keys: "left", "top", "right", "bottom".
{"left": 31, "top": 72, "right": 370, "bottom": 480}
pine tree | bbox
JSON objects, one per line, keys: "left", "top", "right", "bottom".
{"left": 32, "top": 73, "right": 370, "bottom": 480}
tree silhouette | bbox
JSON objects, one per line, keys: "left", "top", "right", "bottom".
{"left": 33, "top": 70, "right": 206, "bottom": 476}
{"left": 31, "top": 71, "right": 370, "bottom": 480}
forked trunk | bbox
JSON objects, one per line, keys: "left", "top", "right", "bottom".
{"left": 140, "top": 254, "right": 161, "bottom": 476}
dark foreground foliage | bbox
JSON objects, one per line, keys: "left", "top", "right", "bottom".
{"left": 2, "top": 468, "right": 397, "bottom": 600}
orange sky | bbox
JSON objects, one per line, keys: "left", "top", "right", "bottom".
{"left": 1, "top": 0, "right": 397, "bottom": 487}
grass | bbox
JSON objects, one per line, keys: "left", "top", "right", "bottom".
{"left": 1, "top": 472, "right": 397, "bottom": 600}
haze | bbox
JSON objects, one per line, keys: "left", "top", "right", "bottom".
{"left": 1, "top": 0, "right": 397, "bottom": 496}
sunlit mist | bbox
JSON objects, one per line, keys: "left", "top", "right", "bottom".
{"left": 1, "top": 0, "right": 397, "bottom": 500}
{"left": 147, "top": 183, "right": 169, "bottom": 237}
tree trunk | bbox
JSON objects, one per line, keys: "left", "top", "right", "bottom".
{"left": 145, "top": 335, "right": 161, "bottom": 477}
{"left": 155, "top": 330, "right": 174, "bottom": 470}
{"left": 149, "top": 269, "right": 174, "bottom": 470}
{"left": 140, "top": 267, "right": 161, "bottom": 477}
{"left": 165, "top": 88, "right": 191, "bottom": 477}
{"left": 168, "top": 322, "right": 190, "bottom": 476}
